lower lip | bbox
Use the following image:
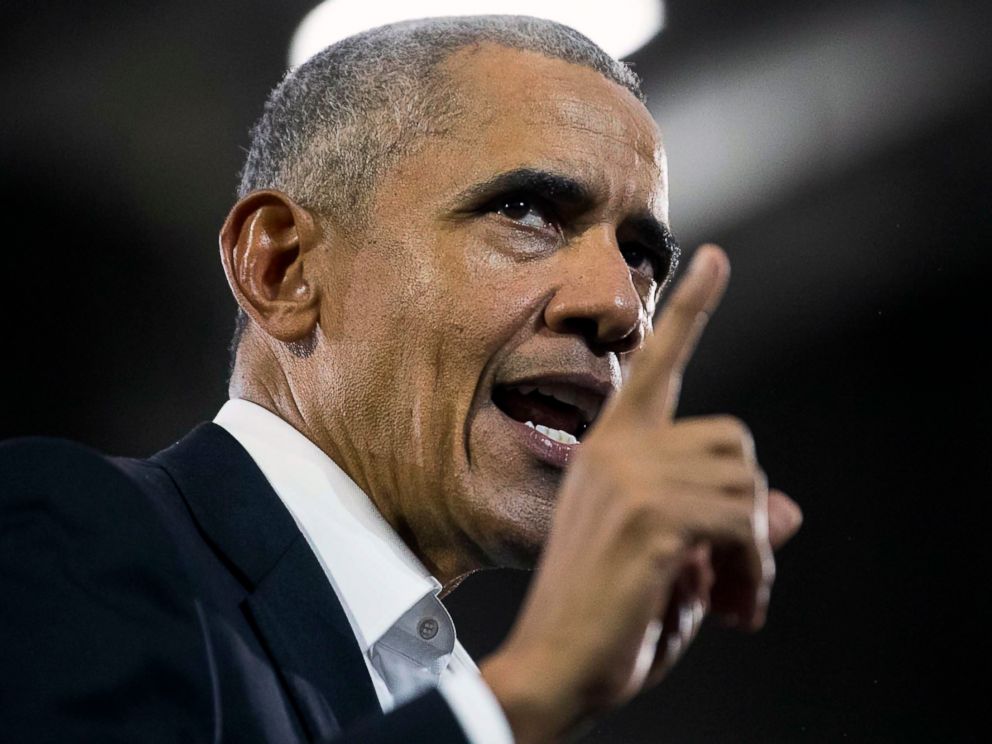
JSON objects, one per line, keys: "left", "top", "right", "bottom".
{"left": 498, "top": 412, "right": 579, "bottom": 469}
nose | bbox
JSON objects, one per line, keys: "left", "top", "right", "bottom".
{"left": 543, "top": 226, "right": 645, "bottom": 354}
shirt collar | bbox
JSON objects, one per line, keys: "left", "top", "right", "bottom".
{"left": 214, "top": 398, "right": 439, "bottom": 650}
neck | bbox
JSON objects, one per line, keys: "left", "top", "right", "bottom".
{"left": 229, "top": 343, "right": 485, "bottom": 588}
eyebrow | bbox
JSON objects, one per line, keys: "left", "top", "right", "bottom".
{"left": 451, "top": 167, "right": 595, "bottom": 210}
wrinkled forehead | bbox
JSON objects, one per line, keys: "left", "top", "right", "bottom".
{"left": 426, "top": 44, "right": 668, "bottom": 220}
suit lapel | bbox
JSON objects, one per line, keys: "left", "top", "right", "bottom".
{"left": 153, "top": 423, "right": 380, "bottom": 740}
{"left": 244, "top": 538, "right": 382, "bottom": 735}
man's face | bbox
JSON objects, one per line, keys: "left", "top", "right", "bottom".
{"left": 304, "top": 44, "right": 672, "bottom": 578}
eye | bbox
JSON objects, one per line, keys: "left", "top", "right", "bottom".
{"left": 492, "top": 195, "right": 555, "bottom": 231}
{"left": 620, "top": 243, "right": 664, "bottom": 281}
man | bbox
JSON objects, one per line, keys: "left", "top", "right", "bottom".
{"left": 0, "top": 15, "right": 802, "bottom": 743}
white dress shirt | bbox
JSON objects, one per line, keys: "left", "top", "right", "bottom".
{"left": 214, "top": 399, "right": 513, "bottom": 744}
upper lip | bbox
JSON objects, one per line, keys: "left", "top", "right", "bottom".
{"left": 493, "top": 372, "right": 617, "bottom": 425}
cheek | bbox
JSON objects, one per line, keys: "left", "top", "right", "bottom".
{"left": 328, "top": 239, "right": 490, "bottom": 425}
{"left": 328, "top": 229, "right": 550, "bottom": 430}
{"left": 455, "top": 228, "right": 556, "bottom": 345}
{"left": 395, "top": 228, "right": 552, "bottom": 368}
{"left": 332, "top": 237, "right": 453, "bottom": 348}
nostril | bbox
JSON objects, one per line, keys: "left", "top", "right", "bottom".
{"left": 558, "top": 316, "right": 598, "bottom": 343}
{"left": 608, "top": 322, "right": 642, "bottom": 354}
{"left": 557, "top": 316, "right": 641, "bottom": 355}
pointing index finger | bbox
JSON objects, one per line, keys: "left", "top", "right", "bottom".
{"left": 620, "top": 245, "right": 731, "bottom": 421}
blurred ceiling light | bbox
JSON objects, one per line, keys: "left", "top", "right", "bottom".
{"left": 646, "top": 2, "right": 991, "bottom": 240}
{"left": 289, "top": 0, "right": 665, "bottom": 67}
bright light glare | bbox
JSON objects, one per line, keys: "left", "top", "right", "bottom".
{"left": 289, "top": 0, "right": 665, "bottom": 67}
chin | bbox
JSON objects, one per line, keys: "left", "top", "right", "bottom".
{"left": 460, "top": 471, "right": 559, "bottom": 570}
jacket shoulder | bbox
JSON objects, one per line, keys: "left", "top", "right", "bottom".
{"left": 2, "top": 434, "right": 131, "bottom": 488}
{"left": 0, "top": 435, "right": 173, "bottom": 534}
{"left": 0, "top": 435, "right": 215, "bottom": 741}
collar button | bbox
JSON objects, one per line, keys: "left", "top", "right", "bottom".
{"left": 417, "top": 617, "right": 439, "bottom": 640}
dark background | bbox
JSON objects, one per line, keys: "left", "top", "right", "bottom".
{"left": 2, "top": 1, "right": 989, "bottom": 741}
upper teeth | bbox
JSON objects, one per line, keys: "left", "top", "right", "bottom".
{"left": 515, "top": 383, "right": 602, "bottom": 424}
{"left": 524, "top": 420, "right": 579, "bottom": 445}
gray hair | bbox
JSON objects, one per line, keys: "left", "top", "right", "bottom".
{"left": 231, "top": 15, "right": 643, "bottom": 362}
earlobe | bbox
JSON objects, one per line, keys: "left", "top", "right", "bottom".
{"left": 219, "top": 190, "right": 321, "bottom": 346}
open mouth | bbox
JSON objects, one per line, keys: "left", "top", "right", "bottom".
{"left": 491, "top": 379, "right": 607, "bottom": 446}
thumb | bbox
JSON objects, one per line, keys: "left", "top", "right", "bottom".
{"left": 768, "top": 489, "right": 803, "bottom": 550}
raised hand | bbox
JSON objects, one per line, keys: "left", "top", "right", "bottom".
{"left": 481, "top": 245, "right": 803, "bottom": 743}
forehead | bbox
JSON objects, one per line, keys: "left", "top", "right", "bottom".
{"left": 389, "top": 44, "right": 668, "bottom": 220}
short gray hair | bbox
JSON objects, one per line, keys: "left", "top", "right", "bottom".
{"left": 231, "top": 15, "right": 643, "bottom": 362}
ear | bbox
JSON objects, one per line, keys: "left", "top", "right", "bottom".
{"left": 219, "top": 190, "right": 320, "bottom": 345}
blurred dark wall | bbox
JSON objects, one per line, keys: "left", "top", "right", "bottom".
{"left": 2, "top": 2, "right": 988, "bottom": 741}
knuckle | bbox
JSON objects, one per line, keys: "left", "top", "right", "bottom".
{"left": 713, "top": 415, "right": 755, "bottom": 456}
{"left": 715, "top": 414, "right": 750, "bottom": 440}
{"left": 725, "top": 462, "right": 758, "bottom": 492}
{"left": 618, "top": 492, "right": 689, "bottom": 559}
{"left": 649, "top": 532, "right": 687, "bottom": 565}
{"left": 621, "top": 491, "right": 666, "bottom": 535}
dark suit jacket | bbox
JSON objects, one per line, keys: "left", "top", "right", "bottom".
{"left": 0, "top": 423, "right": 471, "bottom": 743}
